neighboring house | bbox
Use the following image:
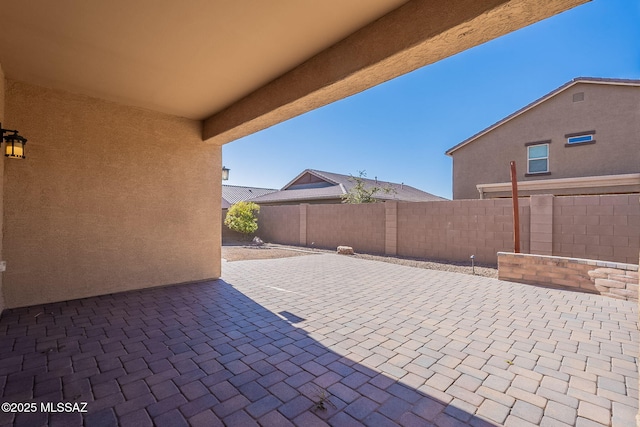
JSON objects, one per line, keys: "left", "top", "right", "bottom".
{"left": 222, "top": 185, "right": 278, "bottom": 209}
{"left": 246, "top": 169, "right": 446, "bottom": 205}
{"left": 445, "top": 77, "right": 640, "bottom": 199}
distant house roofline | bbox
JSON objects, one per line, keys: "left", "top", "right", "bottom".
{"left": 281, "top": 169, "right": 342, "bottom": 190}
{"left": 223, "top": 184, "right": 278, "bottom": 190}
{"left": 248, "top": 168, "right": 447, "bottom": 203}
{"left": 445, "top": 77, "right": 640, "bottom": 156}
{"left": 222, "top": 184, "right": 278, "bottom": 208}
{"left": 286, "top": 168, "right": 409, "bottom": 191}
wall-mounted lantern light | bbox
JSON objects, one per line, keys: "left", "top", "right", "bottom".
{"left": 0, "top": 123, "right": 27, "bottom": 159}
{"left": 222, "top": 166, "right": 230, "bottom": 181}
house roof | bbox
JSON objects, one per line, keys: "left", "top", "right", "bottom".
{"left": 248, "top": 169, "right": 446, "bottom": 204}
{"left": 445, "top": 77, "right": 640, "bottom": 156}
{"left": 222, "top": 185, "right": 278, "bottom": 209}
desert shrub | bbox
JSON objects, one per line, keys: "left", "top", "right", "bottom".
{"left": 224, "top": 201, "right": 260, "bottom": 235}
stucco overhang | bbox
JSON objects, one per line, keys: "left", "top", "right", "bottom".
{"left": 0, "top": 0, "right": 588, "bottom": 145}
{"left": 476, "top": 173, "right": 640, "bottom": 198}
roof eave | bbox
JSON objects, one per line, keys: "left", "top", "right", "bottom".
{"left": 444, "top": 77, "right": 640, "bottom": 156}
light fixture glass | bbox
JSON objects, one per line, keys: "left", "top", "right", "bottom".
{"left": 4, "top": 133, "right": 26, "bottom": 159}
{"left": 222, "top": 166, "right": 230, "bottom": 181}
{"left": 0, "top": 124, "right": 27, "bottom": 159}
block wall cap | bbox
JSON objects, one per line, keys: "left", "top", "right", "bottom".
{"left": 497, "top": 252, "right": 639, "bottom": 271}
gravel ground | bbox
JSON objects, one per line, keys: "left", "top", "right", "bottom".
{"left": 351, "top": 253, "right": 497, "bottom": 278}
{"left": 222, "top": 245, "right": 314, "bottom": 262}
{"left": 224, "top": 243, "right": 497, "bottom": 278}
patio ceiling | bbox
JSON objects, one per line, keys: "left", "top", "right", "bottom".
{"left": 0, "top": 0, "right": 588, "bottom": 144}
{"left": 0, "top": 0, "right": 408, "bottom": 119}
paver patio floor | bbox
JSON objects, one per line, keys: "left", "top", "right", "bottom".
{"left": 0, "top": 254, "right": 637, "bottom": 426}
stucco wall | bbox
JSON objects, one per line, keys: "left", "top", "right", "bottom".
{"left": 0, "top": 65, "right": 5, "bottom": 315}
{"left": 3, "top": 81, "right": 221, "bottom": 308}
{"left": 451, "top": 83, "right": 640, "bottom": 199}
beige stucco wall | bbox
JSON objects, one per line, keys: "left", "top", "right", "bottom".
{"left": 0, "top": 65, "right": 5, "bottom": 314}
{"left": 3, "top": 81, "right": 221, "bottom": 308}
{"left": 452, "top": 83, "right": 640, "bottom": 199}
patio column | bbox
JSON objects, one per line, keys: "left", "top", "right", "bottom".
{"left": 385, "top": 201, "right": 397, "bottom": 256}
{"left": 299, "top": 203, "right": 308, "bottom": 246}
{"left": 529, "top": 194, "right": 554, "bottom": 256}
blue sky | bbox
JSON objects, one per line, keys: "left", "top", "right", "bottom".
{"left": 222, "top": 0, "right": 640, "bottom": 199}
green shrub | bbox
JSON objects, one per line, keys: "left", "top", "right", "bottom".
{"left": 224, "top": 201, "right": 260, "bottom": 235}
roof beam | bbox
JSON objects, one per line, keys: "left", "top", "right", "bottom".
{"left": 203, "top": 0, "right": 589, "bottom": 145}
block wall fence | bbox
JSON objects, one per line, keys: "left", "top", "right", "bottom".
{"left": 246, "top": 194, "right": 639, "bottom": 266}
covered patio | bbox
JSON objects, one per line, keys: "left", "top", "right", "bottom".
{"left": 3, "top": 1, "right": 635, "bottom": 426}
{"left": 1, "top": 254, "right": 636, "bottom": 426}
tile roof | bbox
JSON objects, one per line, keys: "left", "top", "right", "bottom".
{"left": 445, "top": 77, "right": 640, "bottom": 156}
{"left": 248, "top": 169, "right": 446, "bottom": 203}
{"left": 222, "top": 185, "right": 278, "bottom": 208}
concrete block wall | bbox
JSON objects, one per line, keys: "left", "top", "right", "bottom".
{"left": 588, "top": 266, "right": 639, "bottom": 301}
{"left": 498, "top": 252, "right": 598, "bottom": 293}
{"left": 530, "top": 195, "right": 553, "bottom": 255}
{"left": 257, "top": 205, "right": 300, "bottom": 246}
{"left": 397, "top": 198, "right": 530, "bottom": 264}
{"left": 252, "top": 194, "right": 638, "bottom": 266}
{"left": 553, "top": 194, "right": 640, "bottom": 264}
{"left": 498, "top": 252, "right": 638, "bottom": 301}
{"left": 385, "top": 201, "right": 398, "bottom": 255}
{"left": 306, "top": 203, "right": 386, "bottom": 254}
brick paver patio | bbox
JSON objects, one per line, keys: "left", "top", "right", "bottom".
{"left": 0, "top": 253, "right": 637, "bottom": 426}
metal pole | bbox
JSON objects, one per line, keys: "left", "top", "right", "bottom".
{"left": 510, "top": 161, "right": 520, "bottom": 253}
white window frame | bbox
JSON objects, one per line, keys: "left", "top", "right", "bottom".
{"left": 527, "top": 143, "right": 549, "bottom": 174}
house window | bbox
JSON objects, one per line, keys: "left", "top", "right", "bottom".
{"left": 565, "top": 131, "right": 596, "bottom": 146}
{"left": 527, "top": 144, "right": 548, "bottom": 174}
{"left": 567, "top": 134, "right": 593, "bottom": 144}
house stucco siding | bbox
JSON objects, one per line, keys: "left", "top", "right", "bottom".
{"left": 3, "top": 81, "right": 221, "bottom": 308}
{"left": 0, "top": 65, "right": 5, "bottom": 314}
{"left": 452, "top": 83, "right": 640, "bottom": 199}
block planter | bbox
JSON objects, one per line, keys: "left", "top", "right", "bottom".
{"left": 498, "top": 252, "right": 638, "bottom": 301}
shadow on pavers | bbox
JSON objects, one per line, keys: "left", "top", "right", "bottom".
{"left": 0, "top": 279, "right": 497, "bottom": 427}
